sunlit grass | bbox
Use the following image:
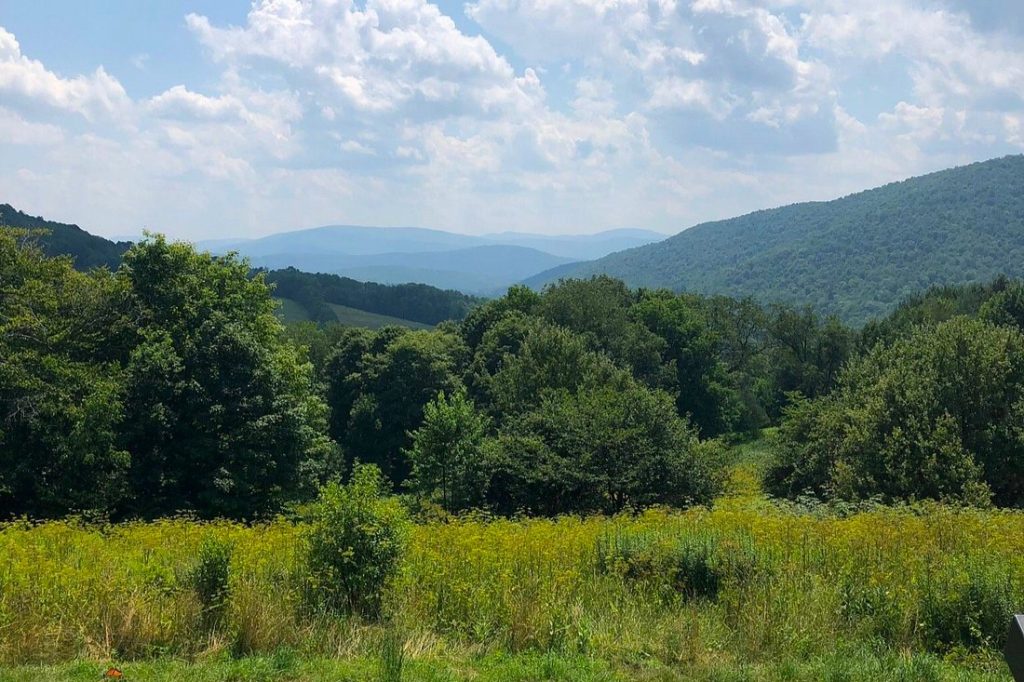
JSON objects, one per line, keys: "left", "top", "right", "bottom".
{"left": 0, "top": 439, "right": 1018, "bottom": 679}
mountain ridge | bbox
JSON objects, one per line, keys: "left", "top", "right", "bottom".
{"left": 526, "top": 155, "right": 1024, "bottom": 323}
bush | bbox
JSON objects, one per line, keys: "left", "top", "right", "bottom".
{"left": 768, "top": 317, "right": 1024, "bottom": 505}
{"left": 596, "top": 530, "right": 763, "bottom": 601}
{"left": 920, "top": 562, "right": 1020, "bottom": 651}
{"left": 485, "top": 383, "right": 724, "bottom": 516}
{"left": 303, "top": 464, "right": 410, "bottom": 618}
{"left": 185, "top": 536, "right": 234, "bottom": 628}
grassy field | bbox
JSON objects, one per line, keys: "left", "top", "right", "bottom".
{"left": 0, "top": 439, "right": 1018, "bottom": 681}
{"left": 274, "top": 297, "right": 315, "bottom": 323}
{"left": 272, "top": 297, "right": 431, "bottom": 329}
{"left": 326, "top": 303, "right": 431, "bottom": 330}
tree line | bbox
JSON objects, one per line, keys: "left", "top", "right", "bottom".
{"left": 3, "top": 228, "right": 1024, "bottom": 519}
{"left": 265, "top": 267, "right": 480, "bottom": 326}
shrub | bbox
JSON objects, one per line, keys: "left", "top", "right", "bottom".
{"left": 769, "top": 317, "right": 1024, "bottom": 505}
{"left": 920, "top": 562, "right": 1020, "bottom": 651}
{"left": 595, "top": 530, "right": 763, "bottom": 601}
{"left": 303, "top": 464, "right": 410, "bottom": 618}
{"left": 186, "top": 536, "right": 234, "bottom": 627}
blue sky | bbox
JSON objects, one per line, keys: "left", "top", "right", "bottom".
{"left": 1, "top": 0, "right": 1023, "bottom": 239}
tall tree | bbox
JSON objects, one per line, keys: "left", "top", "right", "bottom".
{"left": 405, "top": 389, "right": 491, "bottom": 513}
{"left": 118, "top": 236, "right": 336, "bottom": 518}
{"left": 0, "top": 230, "right": 131, "bottom": 517}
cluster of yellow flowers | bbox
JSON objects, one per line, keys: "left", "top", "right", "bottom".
{"left": 1, "top": 499, "right": 1021, "bottom": 667}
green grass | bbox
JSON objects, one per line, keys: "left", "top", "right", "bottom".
{"left": 273, "top": 298, "right": 432, "bottom": 329}
{"left": 0, "top": 438, "right": 1020, "bottom": 680}
{"left": 0, "top": 648, "right": 1007, "bottom": 681}
{"left": 326, "top": 303, "right": 431, "bottom": 329}
{"left": 273, "top": 297, "right": 313, "bottom": 323}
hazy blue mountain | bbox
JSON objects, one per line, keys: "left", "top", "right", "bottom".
{"left": 480, "top": 228, "right": 666, "bottom": 259}
{"left": 249, "top": 245, "right": 573, "bottom": 295}
{"left": 526, "top": 155, "right": 1024, "bottom": 324}
{"left": 197, "top": 225, "right": 657, "bottom": 294}
{"left": 199, "top": 225, "right": 481, "bottom": 257}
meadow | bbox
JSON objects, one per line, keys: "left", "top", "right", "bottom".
{"left": 0, "top": 446, "right": 1020, "bottom": 681}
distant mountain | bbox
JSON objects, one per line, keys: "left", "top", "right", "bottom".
{"left": 527, "top": 155, "right": 1024, "bottom": 324}
{"left": 198, "top": 225, "right": 662, "bottom": 294}
{"left": 0, "top": 203, "right": 478, "bottom": 326}
{"left": 0, "top": 204, "right": 130, "bottom": 270}
{"left": 248, "top": 245, "right": 572, "bottom": 295}
{"left": 200, "top": 225, "right": 478, "bottom": 258}
{"left": 479, "top": 228, "right": 667, "bottom": 260}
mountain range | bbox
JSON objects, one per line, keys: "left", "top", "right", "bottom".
{"left": 527, "top": 155, "right": 1024, "bottom": 323}
{"left": 197, "top": 226, "right": 665, "bottom": 295}
{"left": 6, "top": 154, "right": 1024, "bottom": 325}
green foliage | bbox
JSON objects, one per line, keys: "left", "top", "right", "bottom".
{"left": 596, "top": 531, "right": 762, "bottom": 602}
{"left": 484, "top": 382, "right": 724, "bottom": 515}
{"left": 536, "top": 276, "right": 668, "bottom": 385}
{"left": 543, "top": 155, "right": 1024, "bottom": 324}
{"left": 303, "top": 465, "right": 410, "bottom": 618}
{"left": 485, "top": 317, "right": 625, "bottom": 416}
{"left": 265, "top": 267, "right": 479, "bottom": 326}
{"left": 0, "top": 230, "right": 131, "bottom": 517}
{"left": 632, "top": 291, "right": 740, "bottom": 436}
{"left": 920, "top": 561, "right": 1017, "bottom": 652}
{"left": 860, "top": 276, "right": 1023, "bottom": 349}
{"left": 119, "top": 236, "right": 337, "bottom": 518}
{"left": 186, "top": 537, "right": 234, "bottom": 627}
{"left": 0, "top": 232, "right": 338, "bottom": 520}
{"left": 0, "top": 204, "right": 129, "bottom": 270}
{"left": 405, "top": 389, "right": 491, "bottom": 513}
{"left": 769, "top": 317, "right": 1024, "bottom": 505}
{"left": 329, "top": 328, "right": 467, "bottom": 482}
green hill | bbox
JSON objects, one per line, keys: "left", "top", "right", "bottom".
{"left": 528, "top": 155, "right": 1024, "bottom": 324}
{"left": 0, "top": 203, "right": 477, "bottom": 327}
{"left": 265, "top": 267, "right": 479, "bottom": 326}
{"left": 274, "top": 296, "right": 431, "bottom": 329}
{"left": 0, "top": 204, "right": 130, "bottom": 270}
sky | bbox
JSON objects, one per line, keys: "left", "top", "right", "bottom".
{"left": 1, "top": 0, "right": 1023, "bottom": 240}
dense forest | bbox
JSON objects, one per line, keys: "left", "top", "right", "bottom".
{"left": 0, "top": 204, "right": 130, "bottom": 270}
{"left": 530, "top": 155, "right": 1024, "bottom": 324}
{"left": 266, "top": 267, "right": 479, "bottom": 326}
{"left": 5, "top": 226, "right": 1024, "bottom": 519}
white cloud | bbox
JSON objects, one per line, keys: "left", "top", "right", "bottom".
{"left": 0, "top": 27, "right": 130, "bottom": 121}
{"left": 340, "top": 139, "right": 376, "bottom": 155}
{"left": 2, "top": 0, "right": 1024, "bottom": 240}
{"left": 186, "top": 0, "right": 540, "bottom": 120}
{"left": 0, "top": 106, "right": 64, "bottom": 145}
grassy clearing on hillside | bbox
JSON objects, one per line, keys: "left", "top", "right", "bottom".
{"left": 274, "top": 297, "right": 314, "bottom": 323}
{"left": 0, "top": 439, "right": 1018, "bottom": 680}
{"left": 273, "top": 298, "right": 432, "bottom": 329}
{"left": 326, "top": 303, "right": 432, "bottom": 329}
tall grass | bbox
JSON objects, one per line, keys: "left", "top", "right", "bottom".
{"left": 0, "top": 501, "right": 1021, "bottom": 675}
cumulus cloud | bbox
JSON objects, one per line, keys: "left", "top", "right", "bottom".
{"left": 1, "top": 0, "right": 1024, "bottom": 239}
{"left": 185, "top": 0, "right": 541, "bottom": 120}
{"left": 0, "top": 27, "right": 130, "bottom": 121}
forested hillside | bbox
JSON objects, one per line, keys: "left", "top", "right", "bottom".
{"left": 0, "top": 204, "right": 130, "bottom": 269}
{"left": 529, "top": 155, "right": 1024, "bottom": 323}
{"left": 0, "top": 204, "right": 479, "bottom": 327}
{"left": 265, "top": 268, "right": 479, "bottom": 325}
